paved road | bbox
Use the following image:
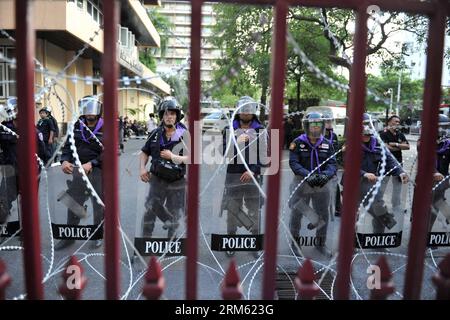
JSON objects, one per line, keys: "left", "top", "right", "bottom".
{"left": 0, "top": 134, "right": 448, "bottom": 300}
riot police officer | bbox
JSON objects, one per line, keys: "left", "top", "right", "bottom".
{"left": 428, "top": 114, "right": 450, "bottom": 231}
{"left": 55, "top": 96, "right": 104, "bottom": 250}
{"left": 139, "top": 96, "right": 189, "bottom": 238}
{"left": 221, "top": 96, "right": 267, "bottom": 257}
{"left": 0, "top": 97, "right": 47, "bottom": 225}
{"left": 288, "top": 112, "right": 337, "bottom": 257}
{"left": 37, "top": 106, "right": 56, "bottom": 162}
{"left": 356, "top": 113, "right": 408, "bottom": 234}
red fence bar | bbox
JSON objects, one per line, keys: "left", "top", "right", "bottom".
{"left": 335, "top": 5, "right": 368, "bottom": 300}
{"left": 15, "top": 0, "right": 44, "bottom": 300}
{"left": 262, "top": 0, "right": 288, "bottom": 300}
{"left": 370, "top": 256, "right": 394, "bottom": 300}
{"left": 59, "top": 256, "right": 87, "bottom": 300}
{"left": 221, "top": 260, "right": 243, "bottom": 300}
{"left": 186, "top": 0, "right": 202, "bottom": 300}
{"left": 404, "top": 1, "right": 447, "bottom": 300}
{"left": 0, "top": 259, "right": 11, "bottom": 300}
{"left": 102, "top": 0, "right": 120, "bottom": 300}
{"left": 295, "top": 259, "right": 320, "bottom": 300}
{"left": 432, "top": 254, "right": 450, "bottom": 300}
{"left": 143, "top": 257, "right": 165, "bottom": 300}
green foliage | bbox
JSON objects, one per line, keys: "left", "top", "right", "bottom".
{"left": 210, "top": 5, "right": 273, "bottom": 105}
{"left": 139, "top": 51, "right": 156, "bottom": 72}
{"left": 125, "top": 108, "right": 141, "bottom": 117}
{"left": 366, "top": 66, "right": 424, "bottom": 112}
{"left": 162, "top": 75, "right": 189, "bottom": 112}
{"left": 139, "top": 8, "right": 174, "bottom": 71}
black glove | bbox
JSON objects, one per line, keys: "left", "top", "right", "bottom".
{"left": 306, "top": 174, "right": 319, "bottom": 187}
{"left": 317, "top": 174, "right": 330, "bottom": 188}
{"left": 306, "top": 173, "right": 316, "bottom": 188}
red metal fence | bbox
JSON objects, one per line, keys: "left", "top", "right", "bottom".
{"left": 3, "top": 0, "right": 450, "bottom": 300}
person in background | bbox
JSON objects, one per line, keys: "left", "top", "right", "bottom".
{"left": 147, "top": 113, "right": 157, "bottom": 134}
{"left": 379, "top": 115, "right": 410, "bottom": 214}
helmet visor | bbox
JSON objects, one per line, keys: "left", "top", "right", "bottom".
{"left": 79, "top": 98, "right": 102, "bottom": 116}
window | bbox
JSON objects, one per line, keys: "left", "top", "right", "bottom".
{"left": 87, "top": 1, "right": 92, "bottom": 16}
{"left": 86, "top": 0, "right": 103, "bottom": 25}
{"left": 0, "top": 46, "right": 16, "bottom": 98}
{"left": 120, "top": 27, "right": 129, "bottom": 47}
{"left": 77, "top": 0, "right": 83, "bottom": 9}
{"left": 0, "top": 64, "right": 5, "bottom": 98}
{"left": 6, "top": 48, "right": 16, "bottom": 97}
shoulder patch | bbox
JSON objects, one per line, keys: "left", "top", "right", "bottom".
{"left": 289, "top": 142, "right": 296, "bottom": 150}
{"left": 320, "top": 143, "right": 329, "bottom": 149}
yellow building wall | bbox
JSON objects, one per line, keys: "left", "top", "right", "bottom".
{"left": 119, "top": 87, "right": 156, "bottom": 122}
{"left": 34, "top": 40, "right": 94, "bottom": 132}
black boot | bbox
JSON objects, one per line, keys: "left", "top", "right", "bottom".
{"left": 54, "top": 239, "right": 75, "bottom": 251}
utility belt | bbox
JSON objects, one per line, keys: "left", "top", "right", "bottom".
{"left": 151, "top": 158, "right": 184, "bottom": 182}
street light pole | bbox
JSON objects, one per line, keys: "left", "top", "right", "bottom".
{"left": 396, "top": 71, "right": 402, "bottom": 116}
{"left": 385, "top": 88, "right": 393, "bottom": 123}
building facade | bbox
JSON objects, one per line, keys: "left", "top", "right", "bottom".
{"left": 0, "top": 0, "right": 171, "bottom": 126}
{"left": 155, "top": 0, "right": 221, "bottom": 82}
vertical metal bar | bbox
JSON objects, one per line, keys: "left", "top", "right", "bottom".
{"left": 262, "top": 0, "right": 288, "bottom": 300}
{"left": 335, "top": 5, "right": 368, "bottom": 300}
{"left": 102, "top": 0, "right": 120, "bottom": 300}
{"left": 186, "top": 0, "right": 202, "bottom": 300}
{"left": 15, "top": 0, "right": 44, "bottom": 300}
{"left": 404, "top": 1, "right": 447, "bottom": 300}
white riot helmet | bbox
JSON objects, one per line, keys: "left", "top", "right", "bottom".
{"left": 362, "top": 113, "right": 375, "bottom": 136}
{"left": 79, "top": 96, "right": 102, "bottom": 117}
{"left": 0, "top": 97, "right": 18, "bottom": 121}
{"left": 236, "top": 96, "right": 258, "bottom": 115}
{"left": 302, "top": 112, "right": 325, "bottom": 138}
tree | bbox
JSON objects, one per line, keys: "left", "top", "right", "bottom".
{"left": 286, "top": 7, "right": 347, "bottom": 110}
{"left": 210, "top": 5, "right": 273, "bottom": 121}
{"left": 211, "top": 5, "right": 347, "bottom": 116}
{"left": 161, "top": 74, "right": 189, "bottom": 113}
{"left": 140, "top": 8, "right": 173, "bottom": 72}
{"left": 366, "top": 67, "right": 424, "bottom": 117}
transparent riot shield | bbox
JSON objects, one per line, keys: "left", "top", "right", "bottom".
{"left": 355, "top": 175, "right": 406, "bottom": 250}
{"left": 134, "top": 173, "right": 187, "bottom": 258}
{"left": 287, "top": 174, "right": 338, "bottom": 260}
{"left": 0, "top": 165, "right": 21, "bottom": 241}
{"left": 48, "top": 165, "right": 104, "bottom": 249}
{"left": 427, "top": 180, "right": 450, "bottom": 248}
{"left": 205, "top": 122, "right": 268, "bottom": 259}
{"left": 209, "top": 173, "right": 265, "bottom": 256}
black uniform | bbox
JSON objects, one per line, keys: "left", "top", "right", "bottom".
{"left": 357, "top": 136, "right": 404, "bottom": 233}
{"left": 59, "top": 118, "right": 104, "bottom": 234}
{"left": 141, "top": 122, "right": 188, "bottom": 237}
{"left": 49, "top": 115, "right": 59, "bottom": 138}
{"left": 379, "top": 129, "right": 408, "bottom": 164}
{"left": 222, "top": 119, "right": 267, "bottom": 235}
{"left": 37, "top": 117, "right": 56, "bottom": 158}
{"left": 0, "top": 120, "right": 47, "bottom": 224}
{"left": 284, "top": 119, "right": 294, "bottom": 149}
